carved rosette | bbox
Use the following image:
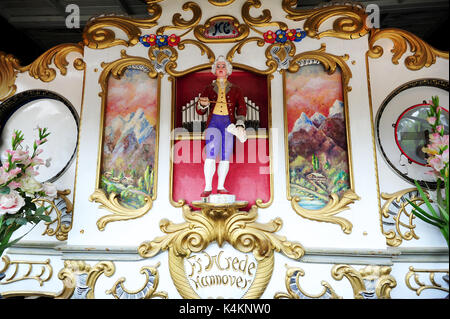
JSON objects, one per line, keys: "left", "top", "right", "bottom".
{"left": 138, "top": 202, "right": 304, "bottom": 299}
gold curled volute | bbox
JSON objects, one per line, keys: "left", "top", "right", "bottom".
{"left": 368, "top": 28, "right": 449, "bottom": 71}
{"left": 281, "top": 0, "right": 369, "bottom": 40}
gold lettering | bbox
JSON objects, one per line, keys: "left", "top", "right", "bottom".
{"left": 238, "top": 255, "right": 248, "bottom": 274}
{"left": 248, "top": 262, "right": 256, "bottom": 276}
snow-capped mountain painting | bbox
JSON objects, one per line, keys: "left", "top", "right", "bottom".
{"left": 285, "top": 64, "right": 350, "bottom": 210}
{"left": 100, "top": 68, "right": 158, "bottom": 209}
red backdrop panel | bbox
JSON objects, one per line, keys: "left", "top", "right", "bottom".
{"left": 172, "top": 138, "right": 271, "bottom": 211}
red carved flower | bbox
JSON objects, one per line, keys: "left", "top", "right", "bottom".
{"left": 147, "top": 34, "right": 157, "bottom": 46}
{"left": 168, "top": 34, "right": 180, "bottom": 47}
{"left": 286, "top": 29, "right": 296, "bottom": 41}
{"left": 263, "top": 30, "right": 276, "bottom": 44}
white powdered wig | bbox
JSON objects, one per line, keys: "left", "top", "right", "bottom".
{"left": 211, "top": 55, "right": 233, "bottom": 76}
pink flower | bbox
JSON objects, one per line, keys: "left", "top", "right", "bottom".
{"left": 427, "top": 116, "right": 436, "bottom": 125}
{"left": 25, "top": 166, "right": 39, "bottom": 177}
{"left": 11, "top": 149, "right": 29, "bottom": 162}
{"left": 42, "top": 182, "right": 57, "bottom": 199}
{"left": 0, "top": 190, "right": 25, "bottom": 215}
{"left": 7, "top": 181, "right": 21, "bottom": 190}
{"left": 428, "top": 156, "right": 445, "bottom": 171}
{"left": 7, "top": 167, "right": 22, "bottom": 178}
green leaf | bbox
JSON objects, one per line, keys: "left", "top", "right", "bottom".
{"left": 0, "top": 185, "right": 11, "bottom": 194}
{"left": 5, "top": 218, "right": 16, "bottom": 226}
{"left": 16, "top": 218, "right": 28, "bottom": 225}
{"left": 405, "top": 198, "right": 445, "bottom": 225}
{"left": 411, "top": 209, "right": 444, "bottom": 228}
{"left": 40, "top": 215, "right": 52, "bottom": 223}
{"left": 414, "top": 181, "right": 438, "bottom": 218}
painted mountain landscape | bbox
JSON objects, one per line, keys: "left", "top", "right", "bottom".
{"left": 100, "top": 68, "right": 158, "bottom": 209}
{"left": 286, "top": 64, "right": 350, "bottom": 210}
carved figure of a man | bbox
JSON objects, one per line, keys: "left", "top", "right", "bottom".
{"left": 196, "top": 55, "right": 247, "bottom": 199}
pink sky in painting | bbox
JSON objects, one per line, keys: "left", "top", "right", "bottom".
{"left": 286, "top": 65, "right": 343, "bottom": 132}
{"left": 105, "top": 71, "right": 158, "bottom": 127}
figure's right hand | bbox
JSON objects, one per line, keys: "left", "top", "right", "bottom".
{"left": 199, "top": 96, "right": 210, "bottom": 106}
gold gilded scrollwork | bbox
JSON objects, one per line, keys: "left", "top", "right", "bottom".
{"left": 0, "top": 44, "right": 84, "bottom": 101}
{"left": 89, "top": 50, "right": 158, "bottom": 231}
{"left": 82, "top": 1, "right": 162, "bottom": 49}
{"left": 0, "top": 255, "right": 53, "bottom": 287}
{"left": 32, "top": 190, "right": 74, "bottom": 241}
{"left": 281, "top": 0, "right": 369, "bottom": 40}
{"left": 226, "top": 37, "right": 279, "bottom": 74}
{"left": 56, "top": 260, "right": 115, "bottom": 299}
{"left": 332, "top": 264, "right": 396, "bottom": 299}
{"left": 138, "top": 202, "right": 303, "bottom": 299}
{"left": 285, "top": 44, "right": 358, "bottom": 234}
{"left": 405, "top": 267, "right": 449, "bottom": 296}
{"left": 106, "top": 263, "right": 168, "bottom": 299}
{"left": 380, "top": 188, "right": 429, "bottom": 247}
{"left": 0, "top": 52, "right": 19, "bottom": 101}
{"left": 242, "top": 0, "right": 288, "bottom": 34}
{"left": 368, "top": 28, "right": 449, "bottom": 71}
{"left": 156, "top": 1, "right": 202, "bottom": 36}
{"left": 274, "top": 265, "right": 341, "bottom": 299}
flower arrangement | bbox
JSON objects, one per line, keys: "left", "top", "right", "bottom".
{"left": 263, "top": 28, "right": 306, "bottom": 44}
{"left": 406, "top": 96, "right": 449, "bottom": 247}
{"left": 0, "top": 128, "right": 56, "bottom": 257}
{"left": 139, "top": 33, "right": 180, "bottom": 47}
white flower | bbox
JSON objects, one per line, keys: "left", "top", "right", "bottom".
{"left": 19, "top": 176, "right": 43, "bottom": 194}
{"left": 42, "top": 182, "right": 57, "bottom": 199}
{"left": 0, "top": 190, "right": 25, "bottom": 215}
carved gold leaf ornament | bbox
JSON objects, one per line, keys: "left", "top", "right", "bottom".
{"left": 0, "top": 43, "right": 84, "bottom": 101}
{"left": 0, "top": 52, "right": 19, "bottom": 101}
{"left": 285, "top": 44, "right": 358, "bottom": 233}
{"left": 138, "top": 202, "right": 303, "bottom": 299}
{"left": 274, "top": 265, "right": 341, "bottom": 299}
{"left": 156, "top": 1, "right": 202, "bottom": 36}
{"left": 0, "top": 255, "right": 53, "bottom": 287}
{"left": 56, "top": 260, "right": 116, "bottom": 299}
{"left": 106, "top": 263, "right": 168, "bottom": 299}
{"left": 31, "top": 189, "right": 74, "bottom": 241}
{"left": 380, "top": 188, "right": 429, "bottom": 247}
{"left": 331, "top": 265, "right": 396, "bottom": 299}
{"left": 281, "top": 0, "right": 369, "bottom": 40}
{"left": 241, "top": 0, "right": 288, "bottom": 35}
{"left": 82, "top": 1, "right": 162, "bottom": 49}
{"left": 89, "top": 51, "right": 159, "bottom": 230}
{"left": 368, "top": 28, "right": 449, "bottom": 71}
{"left": 405, "top": 267, "right": 449, "bottom": 296}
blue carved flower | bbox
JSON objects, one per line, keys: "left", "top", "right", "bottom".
{"left": 275, "top": 30, "right": 287, "bottom": 43}
{"left": 156, "top": 35, "right": 168, "bottom": 47}
{"left": 294, "top": 28, "right": 307, "bottom": 42}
